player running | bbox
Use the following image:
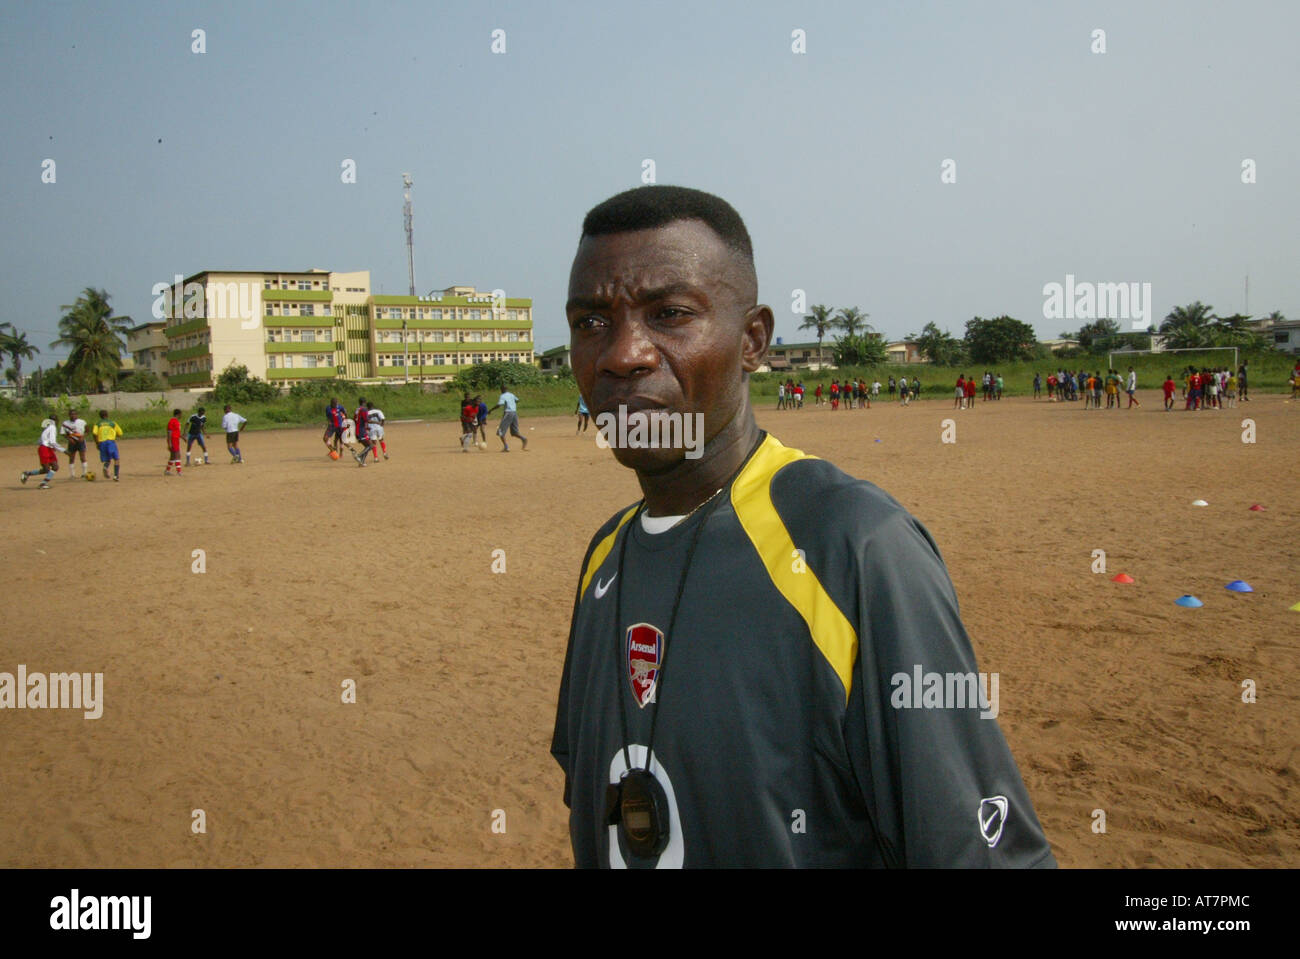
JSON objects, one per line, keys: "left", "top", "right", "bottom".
{"left": 165, "top": 408, "right": 184, "bottom": 475}
{"left": 324, "top": 398, "right": 346, "bottom": 455}
{"left": 356, "top": 401, "right": 387, "bottom": 466}
{"left": 60, "top": 410, "right": 88, "bottom": 479}
{"left": 185, "top": 407, "right": 210, "bottom": 465}
{"left": 91, "top": 410, "right": 122, "bottom": 481}
{"left": 488, "top": 388, "right": 528, "bottom": 452}
{"left": 19, "top": 418, "right": 66, "bottom": 489}
{"left": 222, "top": 404, "right": 247, "bottom": 463}
{"left": 575, "top": 394, "right": 590, "bottom": 433}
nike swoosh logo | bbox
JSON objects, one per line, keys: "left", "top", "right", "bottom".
{"left": 594, "top": 574, "right": 617, "bottom": 599}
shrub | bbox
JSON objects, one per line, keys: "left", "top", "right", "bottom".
{"left": 451, "top": 360, "right": 545, "bottom": 393}
{"left": 119, "top": 370, "right": 166, "bottom": 392}
{"left": 207, "top": 364, "right": 280, "bottom": 405}
{"left": 287, "top": 377, "right": 358, "bottom": 399}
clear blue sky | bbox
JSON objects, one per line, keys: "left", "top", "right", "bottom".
{"left": 3, "top": 0, "right": 1297, "bottom": 364}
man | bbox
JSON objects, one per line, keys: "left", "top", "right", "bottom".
{"left": 552, "top": 186, "right": 1054, "bottom": 868}
{"left": 324, "top": 398, "right": 345, "bottom": 455}
{"left": 186, "top": 407, "right": 210, "bottom": 465}
{"left": 1238, "top": 362, "right": 1249, "bottom": 402}
{"left": 20, "top": 418, "right": 65, "bottom": 489}
{"left": 222, "top": 404, "right": 247, "bottom": 463}
{"left": 356, "top": 401, "right": 386, "bottom": 465}
{"left": 1162, "top": 373, "right": 1177, "bottom": 411}
{"left": 776, "top": 381, "right": 785, "bottom": 410}
{"left": 91, "top": 410, "right": 122, "bottom": 481}
{"left": 489, "top": 387, "right": 528, "bottom": 451}
{"left": 353, "top": 397, "right": 371, "bottom": 463}
{"left": 459, "top": 394, "right": 478, "bottom": 452}
{"left": 60, "top": 410, "right": 88, "bottom": 479}
{"left": 164, "top": 408, "right": 184, "bottom": 475}
{"left": 1126, "top": 367, "right": 1140, "bottom": 409}
{"left": 476, "top": 395, "right": 490, "bottom": 445}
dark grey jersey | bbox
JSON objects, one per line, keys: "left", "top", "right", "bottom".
{"left": 551, "top": 433, "right": 1055, "bottom": 868}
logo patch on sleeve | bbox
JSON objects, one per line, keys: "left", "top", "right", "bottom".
{"left": 626, "top": 623, "right": 664, "bottom": 708}
{"left": 978, "top": 796, "right": 1009, "bottom": 848}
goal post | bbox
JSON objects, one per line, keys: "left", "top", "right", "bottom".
{"left": 1107, "top": 345, "right": 1238, "bottom": 375}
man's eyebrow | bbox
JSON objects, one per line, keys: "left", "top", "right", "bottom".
{"left": 565, "top": 282, "right": 705, "bottom": 313}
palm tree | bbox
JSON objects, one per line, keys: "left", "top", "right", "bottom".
{"left": 0, "top": 327, "right": 38, "bottom": 392}
{"left": 834, "top": 306, "right": 872, "bottom": 340}
{"left": 51, "top": 287, "right": 132, "bottom": 392}
{"left": 1159, "top": 302, "right": 1215, "bottom": 350}
{"left": 799, "top": 304, "right": 836, "bottom": 367}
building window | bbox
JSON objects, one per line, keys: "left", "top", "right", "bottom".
{"left": 301, "top": 304, "right": 314, "bottom": 317}
{"left": 304, "top": 355, "right": 318, "bottom": 368}
{"left": 321, "top": 329, "right": 331, "bottom": 342}
{"left": 1276, "top": 332, "right": 1290, "bottom": 344}
{"left": 283, "top": 355, "right": 293, "bottom": 368}
{"left": 267, "top": 355, "right": 277, "bottom": 369}
{"left": 302, "top": 329, "right": 315, "bottom": 343}
{"left": 431, "top": 309, "right": 442, "bottom": 320}
{"left": 264, "top": 280, "right": 272, "bottom": 289}
{"left": 507, "top": 332, "right": 519, "bottom": 342}
{"left": 297, "top": 281, "right": 311, "bottom": 290}
{"left": 267, "top": 330, "right": 278, "bottom": 342}
{"left": 470, "top": 331, "right": 482, "bottom": 342}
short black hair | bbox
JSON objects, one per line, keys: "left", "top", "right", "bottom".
{"left": 581, "top": 185, "right": 754, "bottom": 262}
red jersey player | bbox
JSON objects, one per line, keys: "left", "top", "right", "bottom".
{"left": 165, "top": 409, "right": 183, "bottom": 475}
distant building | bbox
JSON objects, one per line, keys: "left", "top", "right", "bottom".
{"left": 160, "top": 270, "right": 533, "bottom": 388}
{"left": 538, "top": 344, "right": 572, "bottom": 372}
{"left": 1264, "top": 320, "right": 1300, "bottom": 355}
{"left": 1040, "top": 338, "right": 1081, "bottom": 354}
{"left": 762, "top": 340, "right": 833, "bottom": 372}
{"left": 886, "top": 341, "right": 924, "bottom": 364}
{"left": 127, "top": 321, "right": 168, "bottom": 377}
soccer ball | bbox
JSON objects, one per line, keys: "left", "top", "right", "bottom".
{"left": 476, "top": 440, "right": 486, "bottom": 450}
{"left": 329, "top": 450, "right": 341, "bottom": 460}
{"left": 84, "top": 471, "right": 95, "bottom": 482}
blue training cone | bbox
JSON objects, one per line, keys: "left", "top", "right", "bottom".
{"left": 1175, "top": 595, "right": 1203, "bottom": 608}
{"left": 1225, "top": 580, "right": 1254, "bottom": 593}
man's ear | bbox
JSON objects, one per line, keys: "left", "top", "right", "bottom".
{"left": 740, "top": 305, "right": 774, "bottom": 373}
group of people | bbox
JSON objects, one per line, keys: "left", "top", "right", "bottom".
{"left": 1166, "top": 366, "right": 1244, "bottom": 411}
{"left": 459, "top": 389, "right": 528, "bottom": 452}
{"left": 322, "top": 397, "right": 388, "bottom": 466}
{"left": 799, "top": 376, "right": 923, "bottom": 410}
{"left": 18, "top": 404, "right": 251, "bottom": 489}
{"left": 1034, "top": 369, "right": 1137, "bottom": 409}
{"left": 952, "top": 373, "right": 1001, "bottom": 408}
{"left": 775, "top": 380, "right": 804, "bottom": 409}
{"left": 165, "top": 404, "right": 248, "bottom": 473}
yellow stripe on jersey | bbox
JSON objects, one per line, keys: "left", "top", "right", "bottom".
{"left": 731, "top": 434, "right": 859, "bottom": 704}
{"left": 579, "top": 504, "right": 640, "bottom": 599}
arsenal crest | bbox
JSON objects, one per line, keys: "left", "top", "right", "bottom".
{"left": 625, "top": 622, "right": 664, "bottom": 708}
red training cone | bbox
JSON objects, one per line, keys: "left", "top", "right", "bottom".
{"left": 1111, "top": 573, "right": 1135, "bottom": 584}
{"left": 1249, "top": 504, "right": 1266, "bottom": 511}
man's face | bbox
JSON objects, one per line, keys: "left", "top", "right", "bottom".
{"left": 566, "top": 219, "right": 769, "bottom": 472}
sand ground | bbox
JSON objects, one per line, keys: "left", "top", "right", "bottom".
{"left": 1, "top": 394, "right": 1296, "bottom": 867}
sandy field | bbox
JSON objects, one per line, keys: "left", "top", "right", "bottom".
{"left": 1, "top": 394, "right": 1296, "bottom": 868}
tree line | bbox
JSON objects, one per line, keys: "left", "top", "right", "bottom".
{"left": 797, "top": 302, "right": 1288, "bottom": 368}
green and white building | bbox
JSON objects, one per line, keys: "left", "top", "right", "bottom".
{"left": 161, "top": 270, "right": 533, "bottom": 389}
